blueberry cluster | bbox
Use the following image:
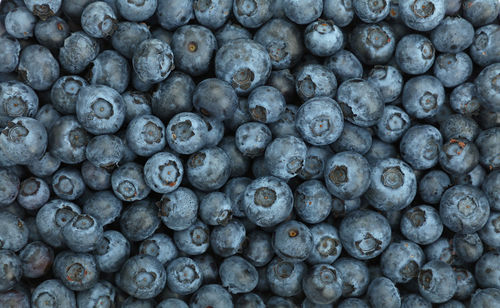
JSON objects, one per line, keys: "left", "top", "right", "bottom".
{"left": 0, "top": 0, "right": 499, "bottom": 307}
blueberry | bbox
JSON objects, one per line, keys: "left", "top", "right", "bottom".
{"left": 0, "top": 287, "right": 30, "bottom": 308}
{"left": 304, "top": 19, "right": 343, "bottom": 57}
{"left": 365, "top": 158, "right": 417, "bottom": 211}
{"left": 295, "top": 65, "right": 338, "bottom": 102}
{"left": 223, "top": 177, "right": 251, "bottom": 218}
{"left": 36, "top": 199, "right": 81, "bottom": 248}
{"left": 82, "top": 190, "right": 122, "bottom": 226}
{"left": 324, "top": 0, "right": 354, "bottom": 27}
{"left": 267, "top": 70, "right": 296, "bottom": 105}
{"left": 157, "top": 0, "right": 193, "bottom": 30}
{"left": 470, "top": 288, "right": 500, "bottom": 307}
{"left": 18, "top": 44, "right": 60, "bottom": 91}
{"left": 367, "top": 65, "right": 403, "bottom": 103}
{"left": 266, "top": 257, "right": 306, "bottom": 297}
{"left": 172, "top": 25, "right": 217, "bottom": 77}
{"left": 17, "top": 177, "right": 50, "bottom": 211}
{"left": 430, "top": 16, "right": 474, "bottom": 53}
{"left": 236, "top": 293, "right": 265, "bottom": 308}
{"left": 81, "top": 1, "right": 118, "bottom": 38}
{"left": 121, "top": 91, "right": 152, "bottom": 124}
{"left": 173, "top": 219, "right": 210, "bottom": 255}
{"left": 233, "top": 0, "right": 273, "bottom": 28}
{"left": 193, "top": 0, "right": 232, "bottom": 30}
{"left": 193, "top": 253, "right": 219, "bottom": 283}
{"left": 34, "top": 16, "right": 70, "bottom": 50}
{"left": 210, "top": 219, "right": 246, "bottom": 257}
{"left": 0, "top": 210, "right": 28, "bottom": 252}
{"left": 425, "top": 237, "right": 461, "bottom": 265}
{"left": 76, "top": 280, "right": 116, "bottom": 308}
{"left": 5, "top": 7, "right": 36, "bottom": 39}
{"left": 470, "top": 25, "right": 500, "bottom": 67}
{"left": 116, "top": 0, "right": 156, "bottom": 22}
{"left": 433, "top": 52, "right": 473, "bottom": 88}
{"left": 450, "top": 83, "right": 483, "bottom": 115}
{"left": 453, "top": 268, "right": 476, "bottom": 300}
{"left": 303, "top": 264, "right": 343, "bottom": 305}
{"left": 62, "top": 213, "right": 103, "bottom": 253}
{"left": 143, "top": 152, "right": 183, "bottom": 193}
{"left": 399, "top": 0, "right": 445, "bottom": 31}
{"left": 375, "top": 106, "right": 410, "bottom": 144}
{"left": 88, "top": 50, "right": 130, "bottom": 94}
{"left": 337, "top": 78, "right": 384, "bottom": 127}
{"left": 111, "top": 22, "right": 151, "bottom": 59}
{"left": 219, "top": 137, "right": 250, "bottom": 178}
{"left": 120, "top": 200, "right": 159, "bottom": 241}
{"left": 81, "top": 161, "right": 111, "bottom": 191}
{"left": 116, "top": 255, "right": 166, "bottom": 299}
{"left": 292, "top": 180, "right": 331, "bottom": 224}
{"left": 324, "top": 151, "right": 370, "bottom": 200}
{"left": 400, "top": 124, "right": 442, "bottom": 170}
{"left": 215, "top": 39, "right": 271, "bottom": 95}
{"left": 24, "top": 0, "right": 61, "bottom": 20}
{"left": 298, "top": 147, "right": 330, "bottom": 181}
{"left": 324, "top": 50, "right": 363, "bottom": 83}
{"left": 418, "top": 260, "right": 457, "bottom": 303}
{"left": 401, "top": 204, "right": 443, "bottom": 245}
{"left": 219, "top": 256, "right": 258, "bottom": 294}
{"left": 283, "top": 0, "right": 323, "bottom": 24}
{"left": 59, "top": 31, "right": 100, "bottom": 74}
{"left": 401, "top": 294, "right": 431, "bottom": 308}
{"left": 31, "top": 279, "right": 76, "bottom": 308}
{"left": 166, "top": 257, "right": 203, "bottom": 295}
{"left": 476, "top": 128, "right": 500, "bottom": 170}
{"left": 367, "top": 277, "right": 401, "bottom": 308}
{"left": 402, "top": 75, "right": 445, "bottom": 119}
{"left": 187, "top": 146, "right": 231, "bottom": 191}
{"left": 151, "top": 73, "right": 194, "bottom": 123}
{"left": 126, "top": 115, "right": 166, "bottom": 157}
{"left": 85, "top": 135, "right": 124, "bottom": 169}
{"left": 193, "top": 79, "right": 237, "bottom": 121}
{"left": 272, "top": 220, "right": 313, "bottom": 262}
{"left": 331, "top": 123, "right": 373, "bottom": 155}
{"left": 381, "top": 240, "right": 425, "bottom": 283}
{"left": 305, "top": 223, "right": 341, "bottom": 265}
{"left": 266, "top": 296, "right": 296, "bottom": 307}
{"left": 157, "top": 186, "right": 198, "bottom": 231}
{"left": 0, "top": 117, "right": 47, "bottom": 166}
{"left": 132, "top": 39, "right": 174, "bottom": 84}
{"left": 18, "top": 241, "right": 52, "bottom": 279}
{"left": 0, "top": 168, "right": 19, "bottom": 206}
{"left": 453, "top": 232, "right": 484, "bottom": 263}
{"left": 157, "top": 298, "right": 189, "bottom": 308}
{"left": 215, "top": 21, "right": 252, "bottom": 47}
{"left": 339, "top": 209, "right": 391, "bottom": 260}
{"left": 35, "top": 104, "right": 61, "bottom": 134}
{"left": 462, "top": 0, "right": 500, "bottom": 26}
{"left": 111, "top": 162, "right": 150, "bottom": 202}
{"left": 265, "top": 136, "right": 307, "bottom": 180}
{"left": 53, "top": 251, "right": 99, "bottom": 291}
{"left": 0, "top": 81, "right": 40, "bottom": 127}
{"left": 247, "top": 86, "right": 285, "bottom": 124}
{"left": 0, "top": 36, "right": 20, "bottom": 73}
{"left": 439, "top": 137, "right": 480, "bottom": 175}
{"left": 349, "top": 23, "right": 395, "bottom": 65}
{"left": 190, "top": 284, "right": 233, "bottom": 308}
{"left": 337, "top": 298, "right": 370, "bottom": 308}
{"left": 139, "top": 233, "right": 178, "bottom": 265}
{"left": 94, "top": 230, "right": 130, "bottom": 273}
{"left": 166, "top": 112, "right": 208, "bottom": 155}
{"left": 331, "top": 197, "right": 361, "bottom": 218}
{"left": 334, "top": 257, "right": 370, "bottom": 297}
{"left": 51, "top": 167, "right": 85, "bottom": 201}
{"left": 353, "top": 0, "right": 390, "bottom": 22}
{"left": 395, "top": 34, "right": 435, "bottom": 75}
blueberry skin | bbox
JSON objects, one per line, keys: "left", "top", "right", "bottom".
{"left": 353, "top": 0, "right": 390, "bottom": 22}
{"left": 51, "top": 167, "right": 85, "bottom": 201}
{"left": 0, "top": 168, "right": 19, "bottom": 206}
{"left": 334, "top": 257, "right": 369, "bottom": 297}
{"left": 62, "top": 214, "right": 103, "bottom": 253}
{"left": 193, "top": 253, "right": 219, "bottom": 283}
{"left": 304, "top": 19, "right": 343, "bottom": 57}
{"left": 81, "top": 161, "right": 111, "bottom": 191}
{"left": 470, "top": 288, "right": 500, "bottom": 307}
{"left": 476, "top": 63, "right": 500, "bottom": 112}
{"left": 0, "top": 117, "right": 47, "bottom": 165}
{"left": 219, "top": 136, "right": 251, "bottom": 178}
{"left": 215, "top": 39, "right": 271, "bottom": 95}
{"left": 450, "top": 83, "right": 483, "bottom": 115}
{"left": 216, "top": 21, "right": 252, "bottom": 47}
{"left": 174, "top": 219, "right": 210, "bottom": 255}
{"left": 18, "top": 44, "right": 60, "bottom": 91}
{"left": 400, "top": 125, "right": 442, "bottom": 170}
{"left": 143, "top": 151, "right": 183, "bottom": 194}
{"left": 418, "top": 260, "right": 457, "bottom": 303}
{"left": 17, "top": 177, "right": 50, "bottom": 211}
{"left": 81, "top": 1, "right": 118, "bottom": 38}
{"left": 236, "top": 293, "right": 265, "bottom": 308}
{"left": 193, "top": 79, "right": 237, "bottom": 121}
{"left": 470, "top": 24, "right": 500, "bottom": 67}
{"left": 82, "top": 190, "right": 122, "bottom": 226}
{"left": 337, "top": 298, "right": 370, "bottom": 308}
{"left": 224, "top": 177, "right": 251, "bottom": 218}
{"left": 462, "top": 0, "right": 500, "bottom": 26}
{"left": 376, "top": 105, "right": 410, "bottom": 143}
{"left": 157, "top": 0, "right": 193, "bottom": 31}
{"left": 367, "top": 277, "right": 401, "bottom": 308}
{"left": 349, "top": 23, "right": 395, "bottom": 65}
{"left": 50, "top": 75, "right": 88, "bottom": 115}
{"left": 192, "top": 0, "right": 232, "bottom": 30}
{"left": 402, "top": 75, "right": 445, "bottom": 119}
{"left": 299, "top": 146, "right": 331, "bottom": 180}
{"left": 0, "top": 81, "right": 39, "bottom": 125}
{"left": 439, "top": 137, "right": 480, "bottom": 175}
{"left": 266, "top": 257, "right": 306, "bottom": 297}
{"left": 88, "top": 50, "right": 130, "bottom": 94}
{"left": 295, "top": 65, "right": 338, "bottom": 101}
{"left": 116, "top": 255, "right": 166, "bottom": 299}
{"left": 324, "top": 151, "right": 370, "bottom": 200}
{"left": 331, "top": 122, "right": 372, "bottom": 155}
{"left": 324, "top": 0, "right": 354, "bottom": 27}
{"left": 267, "top": 69, "right": 297, "bottom": 105}
{"left": 121, "top": 297, "right": 156, "bottom": 308}
{"left": 433, "top": 52, "right": 473, "bottom": 88}
{"left": 296, "top": 97, "right": 343, "bottom": 145}
{"left": 172, "top": 25, "right": 217, "bottom": 77}
{"left": 294, "top": 180, "right": 332, "bottom": 224}
{"left": 440, "top": 114, "right": 480, "bottom": 142}
{"left": 336, "top": 78, "right": 384, "bottom": 127}
{"left": 85, "top": 134, "right": 124, "bottom": 168}
{"left": 126, "top": 114, "right": 165, "bottom": 157}
{"left": 220, "top": 256, "right": 258, "bottom": 294}
{"left": 187, "top": 146, "right": 231, "bottom": 191}
{"left": 401, "top": 294, "right": 431, "bottom": 308}
{"left": 430, "top": 16, "right": 474, "bottom": 53}
{"left": 166, "top": 112, "right": 208, "bottom": 155}
{"left": 247, "top": 86, "right": 286, "bottom": 124}
{"left": 483, "top": 170, "right": 500, "bottom": 211}
{"left": 283, "top": 0, "right": 323, "bottom": 24}
{"left": 157, "top": 187, "right": 198, "bottom": 231}
{"left": 152, "top": 71, "right": 194, "bottom": 122}
{"left": 272, "top": 220, "right": 313, "bottom": 262}
{"left": 331, "top": 197, "right": 361, "bottom": 219}
{"left": 59, "top": 31, "right": 100, "bottom": 74}
{"left": 233, "top": 0, "right": 273, "bottom": 28}
{"left": 210, "top": 219, "right": 246, "bottom": 257}
{"left": 339, "top": 209, "right": 391, "bottom": 260}
{"left": 424, "top": 237, "right": 460, "bottom": 266}
{"left": 0, "top": 249, "right": 22, "bottom": 292}
{"left": 0, "top": 287, "right": 30, "bottom": 308}
{"left": 133, "top": 39, "right": 174, "bottom": 84}
{"left": 190, "top": 284, "right": 233, "bottom": 308}
{"left": 139, "top": 233, "right": 178, "bottom": 265}
{"left": 112, "top": 162, "right": 151, "bottom": 202}
{"left": 395, "top": 34, "right": 435, "bottom": 75}
{"left": 266, "top": 296, "right": 297, "bottom": 307}
{"left": 243, "top": 230, "right": 274, "bottom": 267}
{"left": 31, "top": 279, "right": 76, "bottom": 308}
{"left": 24, "top": 0, "right": 61, "bottom": 20}
{"left": 399, "top": 0, "right": 445, "bottom": 31}
{"left": 367, "top": 65, "right": 403, "bottom": 103}
{"left": 122, "top": 91, "right": 151, "bottom": 123}
{"left": 235, "top": 122, "right": 272, "bottom": 158}
{"left": 401, "top": 205, "right": 443, "bottom": 245}
{"left": 38, "top": 104, "right": 62, "bottom": 134}
{"left": 35, "top": 199, "right": 81, "bottom": 248}
{"left": 303, "top": 264, "right": 343, "bottom": 305}
{"left": 307, "top": 223, "right": 342, "bottom": 265}
{"left": 381, "top": 240, "right": 425, "bottom": 283}
{"left": 111, "top": 22, "right": 151, "bottom": 59}
{"left": 158, "top": 298, "right": 189, "bottom": 308}
{"left": 116, "top": 0, "right": 156, "bottom": 22}
{"left": 165, "top": 256, "right": 203, "bottom": 296}
{"left": 34, "top": 16, "right": 70, "bottom": 50}
{"left": 267, "top": 104, "right": 299, "bottom": 139}
{"left": 0, "top": 36, "right": 20, "bottom": 73}
{"left": 76, "top": 280, "right": 116, "bottom": 308}
{"left": 53, "top": 251, "right": 99, "bottom": 291}
{"left": 0, "top": 211, "right": 28, "bottom": 252}
{"left": 325, "top": 50, "right": 363, "bottom": 83}
{"left": 453, "top": 268, "right": 476, "bottom": 300}
{"left": 199, "top": 192, "right": 232, "bottom": 226}
{"left": 5, "top": 7, "right": 36, "bottom": 39}
{"left": 453, "top": 232, "right": 484, "bottom": 263}
{"left": 477, "top": 127, "right": 500, "bottom": 171}
{"left": 265, "top": 135, "right": 308, "bottom": 180}
{"left": 94, "top": 230, "right": 130, "bottom": 273}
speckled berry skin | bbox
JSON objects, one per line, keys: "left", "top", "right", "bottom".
{"left": 187, "top": 147, "right": 231, "bottom": 192}
{"left": 399, "top": 0, "right": 445, "bottom": 31}
{"left": 265, "top": 135, "right": 307, "bottom": 180}
{"left": 111, "top": 162, "right": 151, "bottom": 202}
{"left": 324, "top": 151, "right": 371, "bottom": 200}
{"left": 0, "top": 117, "right": 47, "bottom": 166}
{"left": 400, "top": 124, "right": 442, "bottom": 170}
{"left": 116, "top": 255, "right": 166, "bottom": 299}
{"left": 418, "top": 260, "right": 457, "bottom": 303}
{"left": 400, "top": 205, "right": 443, "bottom": 245}
{"left": 132, "top": 39, "right": 174, "bottom": 84}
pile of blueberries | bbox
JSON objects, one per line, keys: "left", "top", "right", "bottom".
{"left": 0, "top": 0, "right": 499, "bottom": 306}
